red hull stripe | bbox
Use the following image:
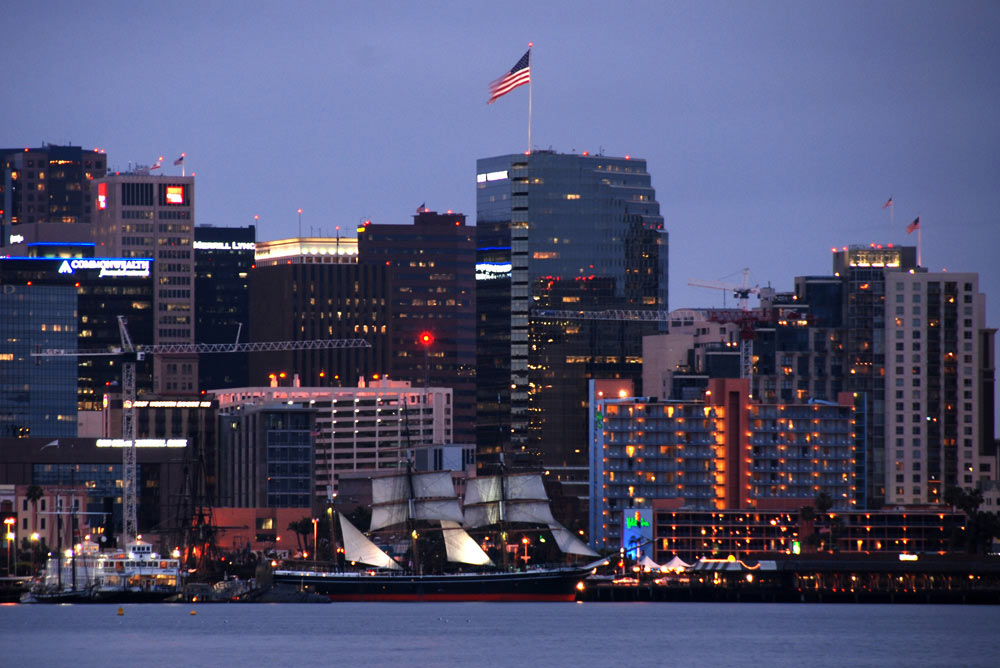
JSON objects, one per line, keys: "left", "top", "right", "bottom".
{"left": 325, "top": 593, "right": 577, "bottom": 602}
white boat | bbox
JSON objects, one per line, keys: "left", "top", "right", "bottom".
{"left": 26, "top": 539, "right": 182, "bottom": 603}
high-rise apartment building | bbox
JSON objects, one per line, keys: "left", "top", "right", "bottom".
{"left": 194, "top": 225, "right": 256, "bottom": 390}
{"left": 0, "top": 144, "right": 107, "bottom": 248}
{"left": 357, "top": 210, "right": 477, "bottom": 445}
{"left": 91, "top": 172, "right": 197, "bottom": 395}
{"left": 883, "top": 270, "right": 994, "bottom": 505}
{"left": 475, "top": 151, "right": 667, "bottom": 501}
{"left": 589, "top": 378, "right": 858, "bottom": 549}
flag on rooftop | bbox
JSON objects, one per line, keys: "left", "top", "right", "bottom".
{"left": 906, "top": 216, "right": 920, "bottom": 234}
{"left": 173, "top": 154, "right": 185, "bottom": 165}
{"left": 488, "top": 49, "right": 531, "bottom": 104}
{"left": 416, "top": 202, "right": 425, "bottom": 213}
{"left": 882, "top": 196, "right": 893, "bottom": 209}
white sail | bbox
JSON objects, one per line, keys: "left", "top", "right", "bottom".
{"left": 369, "top": 471, "right": 464, "bottom": 530}
{"left": 463, "top": 473, "right": 553, "bottom": 526}
{"left": 505, "top": 473, "right": 548, "bottom": 500}
{"left": 548, "top": 522, "right": 599, "bottom": 557}
{"left": 441, "top": 520, "right": 493, "bottom": 566}
{"left": 340, "top": 514, "right": 400, "bottom": 570}
{"left": 370, "top": 503, "right": 410, "bottom": 532}
{"left": 462, "top": 503, "right": 501, "bottom": 528}
{"left": 412, "top": 471, "right": 458, "bottom": 499}
{"left": 506, "top": 502, "right": 557, "bottom": 525}
{"left": 464, "top": 476, "right": 502, "bottom": 505}
{"left": 413, "top": 498, "right": 465, "bottom": 523}
{"left": 371, "top": 475, "right": 410, "bottom": 505}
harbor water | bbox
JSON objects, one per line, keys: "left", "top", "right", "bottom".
{"left": 2, "top": 601, "right": 998, "bottom": 667}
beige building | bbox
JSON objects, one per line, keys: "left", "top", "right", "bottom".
{"left": 91, "top": 172, "right": 197, "bottom": 394}
{"left": 214, "top": 378, "right": 453, "bottom": 504}
{"left": 884, "top": 271, "right": 994, "bottom": 504}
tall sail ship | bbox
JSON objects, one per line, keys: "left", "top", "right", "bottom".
{"left": 273, "top": 468, "right": 600, "bottom": 601}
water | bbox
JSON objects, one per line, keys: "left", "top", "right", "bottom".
{"left": 2, "top": 602, "right": 998, "bottom": 667}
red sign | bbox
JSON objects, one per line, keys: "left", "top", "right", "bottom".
{"left": 165, "top": 185, "right": 184, "bottom": 204}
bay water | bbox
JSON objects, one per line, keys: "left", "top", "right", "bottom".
{"left": 2, "top": 601, "right": 997, "bottom": 667}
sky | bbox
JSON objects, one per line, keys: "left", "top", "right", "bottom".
{"left": 7, "top": 1, "right": 1000, "bottom": 413}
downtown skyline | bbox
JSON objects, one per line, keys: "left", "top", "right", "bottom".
{"left": 5, "top": 1, "right": 999, "bottom": 423}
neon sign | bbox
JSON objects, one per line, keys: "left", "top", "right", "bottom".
{"left": 57, "top": 258, "right": 151, "bottom": 278}
{"left": 97, "top": 182, "right": 107, "bottom": 210}
{"left": 165, "top": 185, "right": 184, "bottom": 204}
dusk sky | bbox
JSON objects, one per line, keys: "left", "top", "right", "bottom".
{"left": 8, "top": 2, "right": 999, "bottom": 392}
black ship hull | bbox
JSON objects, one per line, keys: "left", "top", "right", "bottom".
{"left": 273, "top": 568, "right": 588, "bottom": 602}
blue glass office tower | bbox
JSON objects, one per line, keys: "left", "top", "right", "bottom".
{"left": 475, "top": 151, "right": 667, "bottom": 506}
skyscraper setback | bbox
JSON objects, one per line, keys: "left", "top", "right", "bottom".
{"left": 475, "top": 151, "right": 667, "bottom": 501}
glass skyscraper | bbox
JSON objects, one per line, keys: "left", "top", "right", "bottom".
{"left": 475, "top": 151, "right": 667, "bottom": 506}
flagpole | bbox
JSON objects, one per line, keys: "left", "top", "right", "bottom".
{"left": 917, "top": 220, "right": 922, "bottom": 267}
{"left": 527, "top": 42, "right": 533, "bottom": 154}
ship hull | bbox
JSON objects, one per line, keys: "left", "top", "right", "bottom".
{"left": 273, "top": 568, "right": 587, "bottom": 602}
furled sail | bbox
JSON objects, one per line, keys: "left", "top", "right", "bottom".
{"left": 370, "top": 471, "right": 464, "bottom": 531}
{"left": 441, "top": 520, "right": 493, "bottom": 566}
{"left": 340, "top": 514, "right": 400, "bottom": 570}
{"left": 548, "top": 522, "right": 599, "bottom": 557}
{"left": 463, "top": 473, "right": 556, "bottom": 527}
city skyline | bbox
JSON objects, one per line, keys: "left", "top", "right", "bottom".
{"left": 5, "top": 2, "right": 997, "bottom": 318}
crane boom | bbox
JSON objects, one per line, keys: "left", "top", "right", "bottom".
{"left": 32, "top": 321, "right": 371, "bottom": 547}
{"left": 33, "top": 337, "right": 370, "bottom": 357}
{"left": 534, "top": 309, "right": 672, "bottom": 321}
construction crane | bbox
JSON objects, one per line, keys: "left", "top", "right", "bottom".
{"left": 33, "top": 316, "right": 371, "bottom": 547}
{"left": 688, "top": 268, "right": 760, "bottom": 380}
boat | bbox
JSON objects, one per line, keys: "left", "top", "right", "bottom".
{"left": 273, "top": 468, "right": 601, "bottom": 601}
{"left": 24, "top": 539, "right": 183, "bottom": 603}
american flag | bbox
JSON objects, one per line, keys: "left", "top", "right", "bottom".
{"left": 488, "top": 50, "right": 530, "bottom": 104}
{"left": 906, "top": 216, "right": 920, "bottom": 234}
{"left": 173, "top": 154, "right": 185, "bottom": 165}
{"left": 882, "top": 196, "right": 893, "bottom": 209}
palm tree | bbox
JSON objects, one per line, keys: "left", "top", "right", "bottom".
{"left": 25, "top": 485, "right": 43, "bottom": 538}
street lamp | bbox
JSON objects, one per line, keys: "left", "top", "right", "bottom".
{"left": 520, "top": 536, "right": 530, "bottom": 566}
{"left": 3, "top": 518, "right": 15, "bottom": 575}
{"left": 312, "top": 518, "right": 319, "bottom": 564}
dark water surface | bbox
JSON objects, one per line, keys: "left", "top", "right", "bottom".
{"left": 2, "top": 602, "right": 998, "bottom": 667}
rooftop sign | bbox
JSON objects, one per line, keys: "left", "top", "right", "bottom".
{"left": 96, "top": 439, "right": 187, "bottom": 448}
{"left": 58, "top": 258, "right": 151, "bottom": 278}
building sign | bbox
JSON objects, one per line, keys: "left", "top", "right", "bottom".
{"left": 57, "top": 258, "right": 151, "bottom": 278}
{"left": 9, "top": 234, "right": 24, "bottom": 244}
{"left": 476, "top": 170, "right": 509, "bottom": 183}
{"left": 847, "top": 249, "right": 901, "bottom": 268}
{"left": 97, "top": 182, "right": 107, "bottom": 210}
{"left": 475, "top": 262, "right": 512, "bottom": 281}
{"left": 131, "top": 400, "right": 213, "bottom": 408}
{"left": 622, "top": 509, "right": 653, "bottom": 560}
{"left": 193, "top": 241, "right": 256, "bottom": 251}
{"left": 165, "top": 185, "right": 185, "bottom": 204}
{"left": 97, "top": 439, "right": 187, "bottom": 448}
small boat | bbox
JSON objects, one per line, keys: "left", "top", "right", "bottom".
{"left": 274, "top": 468, "right": 601, "bottom": 601}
